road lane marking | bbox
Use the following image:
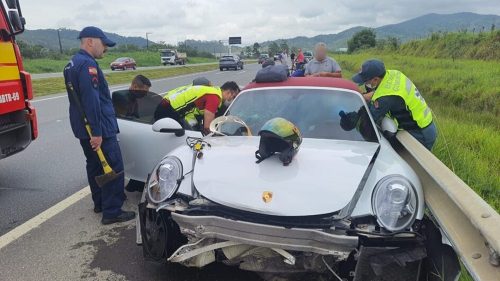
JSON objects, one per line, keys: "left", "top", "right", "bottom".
{"left": 32, "top": 94, "right": 66, "bottom": 103}
{"left": 0, "top": 186, "right": 91, "bottom": 250}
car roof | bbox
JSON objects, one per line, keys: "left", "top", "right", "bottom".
{"left": 243, "top": 77, "right": 361, "bottom": 92}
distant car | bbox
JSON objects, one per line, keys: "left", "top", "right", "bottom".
{"left": 273, "top": 53, "right": 281, "bottom": 61}
{"left": 219, "top": 55, "right": 244, "bottom": 71}
{"left": 303, "top": 51, "right": 313, "bottom": 62}
{"left": 258, "top": 54, "right": 269, "bottom": 64}
{"left": 110, "top": 57, "right": 136, "bottom": 71}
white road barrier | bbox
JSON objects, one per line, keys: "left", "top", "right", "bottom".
{"left": 395, "top": 131, "right": 500, "bottom": 280}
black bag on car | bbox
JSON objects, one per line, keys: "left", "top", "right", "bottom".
{"left": 254, "top": 65, "right": 289, "bottom": 83}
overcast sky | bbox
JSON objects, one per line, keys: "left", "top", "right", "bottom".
{"left": 19, "top": 0, "right": 500, "bottom": 44}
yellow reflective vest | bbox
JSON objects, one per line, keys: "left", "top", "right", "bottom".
{"left": 372, "top": 70, "right": 432, "bottom": 129}
{"left": 164, "top": 85, "right": 222, "bottom": 126}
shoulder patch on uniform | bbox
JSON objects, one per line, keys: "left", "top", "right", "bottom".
{"left": 88, "top": 66, "right": 98, "bottom": 76}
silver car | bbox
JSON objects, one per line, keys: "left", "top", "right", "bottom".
{"left": 113, "top": 78, "right": 460, "bottom": 281}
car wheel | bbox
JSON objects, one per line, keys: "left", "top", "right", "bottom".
{"left": 132, "top": 66, "right": 136, "bottom": 70}
{"left": 111, "top": 68, "right": 114, "bottom": 71}
{"left": 139, "top": 205, "right": 186, "bottom": 262}
{"left": 220, "top": 68, "right": 224, "bottom": 71}
{"left": 241, "top": 64, "right": 244, "bottom": 70}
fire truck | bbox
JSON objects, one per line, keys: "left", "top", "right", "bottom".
{"left": 0, "top": 0, "right": 37, "bottom": 159}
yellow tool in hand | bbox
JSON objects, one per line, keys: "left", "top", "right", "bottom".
{"left": 67, "top": 82, "right": 123, "bottom": 187}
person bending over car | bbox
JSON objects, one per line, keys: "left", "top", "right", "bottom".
{"left": 154, "top": 78, "right": 240, "bottom": 134}
{"left": 352, "top": 59, "right": 437, "bottom": 150}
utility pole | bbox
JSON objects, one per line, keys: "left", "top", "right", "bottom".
{"left": 146, "top": 32, "right": 152, "bottom": 50}
{"left": 57, "top": 29, "right": 63, "bottom": 54}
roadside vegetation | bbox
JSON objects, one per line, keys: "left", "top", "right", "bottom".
{"left": 338, "top": 30, "right": 499, "bottom": 280}
{"left": 18, "top": 39, "right": 221, "bottom": 73}
{"left": 332, "top": 30, "right": 499, "bottom": 214}
{"left": 23, "top": 51, "right": 218, "bottom": 74}
{"left": 32, "top": 64, "right": 218, "bottom": 97}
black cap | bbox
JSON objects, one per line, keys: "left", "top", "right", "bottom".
{"left": 192, "top": 77, "right": 211, "bottom": 86}
{"left": 352, "top": 59, "right": 386, "bottom": 85}
{"left": 78, "top": 26, "right": 116, "bottom": 47}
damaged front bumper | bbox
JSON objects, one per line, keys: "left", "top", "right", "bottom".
{"left": 171, "top": 212, "right": 358, "bottom": 257}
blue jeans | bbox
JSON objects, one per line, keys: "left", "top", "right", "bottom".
{"left": 408, "top": 122, "right": 437, "bottom": 151}
{"left": 79, "top": 136, "right": 125, "bottom": 218}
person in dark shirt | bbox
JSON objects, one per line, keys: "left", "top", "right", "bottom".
{"left": 63, "top": 26, "right": 135, "bottom": 224}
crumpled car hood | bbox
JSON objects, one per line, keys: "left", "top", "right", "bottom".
{"left": 193, "top": 137, "right": 379, "bottom": 216}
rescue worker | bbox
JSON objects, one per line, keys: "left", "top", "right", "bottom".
{"left": 154, "top": 78, "right": 240, "bottom": 134}
{"left": 125, "top": 74, "right": 152, "bottom": 118}
{"left": 352, "top": 59, "right": 437, "bottom": 150}
{"left": 63, "top": 26, "right": 135, "bottom": 224}
{"left": 124, "top": 75, "right": 152, "bottom": 193}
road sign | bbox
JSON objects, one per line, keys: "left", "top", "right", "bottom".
{"left": 228, "top": 37, "right": 241, "bottom": 45}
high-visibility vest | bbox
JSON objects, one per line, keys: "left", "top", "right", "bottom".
{"left": 372, "top": 70, "right": 432, "bottom": 129}
{"left": 164, "top": 85, "right": 222, "bottom": 126}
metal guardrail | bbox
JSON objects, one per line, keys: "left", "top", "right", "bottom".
{"left": 395, "top": 131, "right": 500, "bottom": 280}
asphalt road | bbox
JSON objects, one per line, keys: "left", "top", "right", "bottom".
{"left": 0, "top": 190, "right": 261, "bottom": 281}
{"left": 0, "top": 63, "right": 261, "bottom": 236}
{"left": 31, "top": 62, "right": 219, "bottom": 80}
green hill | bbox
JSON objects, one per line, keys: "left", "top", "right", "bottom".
{"left": 17, "top": 28, "right": 148, "bottom": 50}
{"left": 261, "top": 12, "right": 500, "bottom": 50}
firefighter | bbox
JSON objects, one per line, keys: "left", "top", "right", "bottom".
{"left": 352, "top": 59, "right": 437, "bottom": 150}
{"left": 154, "top": 78, "right": 240, "bottom": 134}
{"left": 63, "top": 26, "right": 135, "bottom": 225}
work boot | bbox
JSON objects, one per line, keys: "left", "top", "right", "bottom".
{"left": 93, "top": 206, "right": 102, "bottom": 213}
{"left": 101, "top": 211, "right": 136, "bottom": 225}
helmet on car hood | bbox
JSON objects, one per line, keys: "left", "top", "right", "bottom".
{"left": 256, "top": 117, "right": 302, "bottom": 166}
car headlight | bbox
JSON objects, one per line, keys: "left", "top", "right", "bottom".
{"left": 147, "top": 157, "right": 183, "bottom": 203}
{"left": 372, "top": 175, "right": 418, "bottom": 232}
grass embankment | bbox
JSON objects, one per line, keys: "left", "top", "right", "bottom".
{"left": 24, "top": 50, "right": 218, "bottom": 74}
{"left": 331, "top": 52, "right": 499, "bottom": 212}
{"left": 395, "top": 31, "right": 500, "bottom": 61}
{"left": 33, "top": 64, "right": 218, "bottom": 97}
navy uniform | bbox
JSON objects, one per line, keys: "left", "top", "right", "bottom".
{"left": 63, "top": 27, "right": 133, "bottom": 224}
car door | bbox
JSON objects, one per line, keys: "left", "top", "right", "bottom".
{"left": 112, "top": 90, "right": 201, "bottom": 182}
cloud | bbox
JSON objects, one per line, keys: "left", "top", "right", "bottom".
{"left": 20, "top": 0, "right": 500, "bottom": 44}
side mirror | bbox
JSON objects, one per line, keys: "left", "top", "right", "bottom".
{"left": 7, "top": 10, "right": 24, "bottom": 34}
{"left": 6, "top": 0, "right": 18, "bottom": 9}
{"left": 380, "top": 117, "right": 398, "bottom": 138}
{"left": 152, "top": 118, "right": 185, "bottom": 137}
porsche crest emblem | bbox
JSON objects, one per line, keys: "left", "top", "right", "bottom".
{"left": 262, "top": 191, "right": 273, "bottom": 203}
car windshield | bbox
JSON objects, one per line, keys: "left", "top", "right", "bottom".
{"left": 220, "top": 56, "right": 235, "bottom": 61}
{"left": 224, "top": 88, "right": 378, "bottom": 142}
{"left": 115, "top": 58, "right": 128, "bottom": 62}
{"left": 304, "top": 52, "right": 313, "bottom": 56}
{"left": 161, "top": 51, "right": 175, "bottom": 57}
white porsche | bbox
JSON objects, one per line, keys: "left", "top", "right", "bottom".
{"left": 112, "top": 77, "right": 460, "bottom": 281}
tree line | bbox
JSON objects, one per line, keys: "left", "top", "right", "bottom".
{"left": 16, "top": 40, "right": 216, "bottom": 60}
